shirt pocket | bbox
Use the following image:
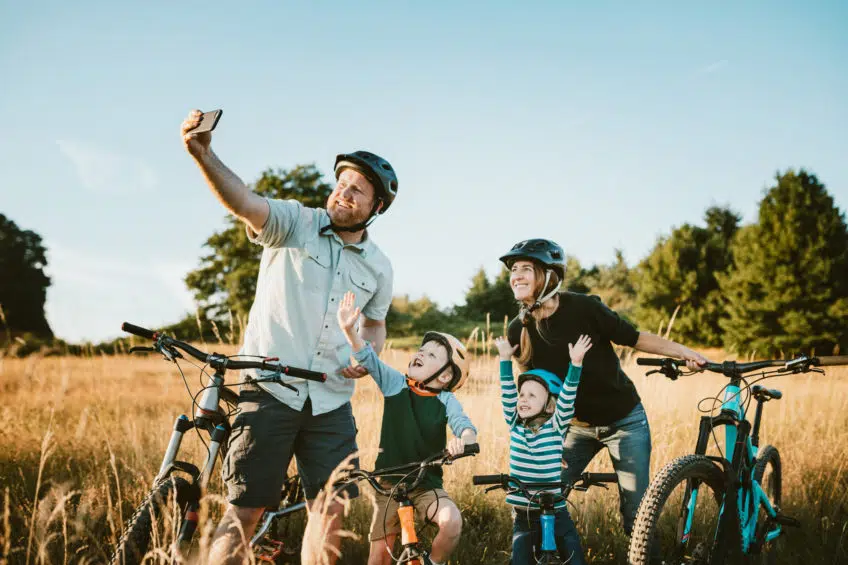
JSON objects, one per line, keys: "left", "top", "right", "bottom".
{"left": 305, "top": 237, "right": 330, "bottom": 269}
{"left": 349, "top": 267, "right": 377, "bottom": 310}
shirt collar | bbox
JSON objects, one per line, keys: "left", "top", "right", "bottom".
{"left": 318, "top": 209, "right": 370, "bottom": 256}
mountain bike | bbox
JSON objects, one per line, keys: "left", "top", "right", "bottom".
{"left": 110, "top": 322, "right": 327, "bottom": 565}
{"left": 332, "top": 444, "right": 480, "bottom": 564}
{"left": 627, "top": 354, "right": 848, "bottom": 565}
{"left": 472, "top": 472, "right": 618, "bottom": 564}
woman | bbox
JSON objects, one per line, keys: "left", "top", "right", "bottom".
{"left": 500, "top": 238, "right": 707, "bottom": 537}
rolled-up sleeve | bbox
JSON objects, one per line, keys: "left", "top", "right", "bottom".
{"left": 362, "top": 258, "right": 394, "bottom": 321}
{"left": 246, "top": 199, "right": 305, "bottom": 249}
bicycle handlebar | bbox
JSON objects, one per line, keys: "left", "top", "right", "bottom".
{"left": 121, "top": 321, "right": 327, "bottom": 382}
{"left": 122, "top": 322, "right": 157, "bottom": 340}
{"left": 637, "top": 354, "right": 846, "bottom": 380}
{"left": 337, "top": 444, "right": 480, "bottom": 497}
{"left": 472, "top": 472, "right": 618, "bottom": 493}
{"left": 813, "top": 355, "right": 848, "bottom": 366}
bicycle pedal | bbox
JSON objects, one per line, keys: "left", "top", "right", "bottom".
{"left": 774, "top": 513, "right": 801, "bottom": 528}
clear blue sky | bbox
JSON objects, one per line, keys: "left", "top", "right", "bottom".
{"left": 2, "top": 1, "right": 846, "bottom": 342}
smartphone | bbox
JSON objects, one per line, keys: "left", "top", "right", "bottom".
{"left": 187, "top": 109, "right": 223, "bottom": 134}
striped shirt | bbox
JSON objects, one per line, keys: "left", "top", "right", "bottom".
{"left": 500, "top": 360, "right": 582, "bottom": 509}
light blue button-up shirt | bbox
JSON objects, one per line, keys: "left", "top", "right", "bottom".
{"left": 241, "top": 198, "right": 393, "bottom": 415}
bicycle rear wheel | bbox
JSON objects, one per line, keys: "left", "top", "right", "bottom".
{"left": 629, "top": 454, "right": 739, "bottom": 565}
{"left": 110, "top": 475, "right": 199, "bottom": 565}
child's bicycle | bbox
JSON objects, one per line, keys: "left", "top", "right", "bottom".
{"left": 472, "top": 472, "right": 618, "bottom": 564}
{"left": 627, "top": 354, "right": 848, "bottom": 565}
{"left": 110, "top": 322, "right": 327, "bottom": 565}
{"left": 332, "top": 444, "right": 480, "bottom": 565}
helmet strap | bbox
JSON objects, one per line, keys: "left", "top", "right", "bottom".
{"left": 418, "top": 359, "right": 454, "bottom": 391}
{"left": 519, "top": 394, "right": 556, "bottom": 423}
{"left": 320, "top": 199, "right": 382, "bottom": 235}
{"left": 521, "top": 270, "right": 561, "bottom": 320}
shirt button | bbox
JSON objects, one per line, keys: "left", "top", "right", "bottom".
{"left": 317, "top": 352, "right": 321, "bottom": 356}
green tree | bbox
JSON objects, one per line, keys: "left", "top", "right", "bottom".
{"left": 0, "top": 214, "right": 52, "bottom": 340}
{"left": 458, "top": 266, "right": 516, "bottom": 322}
{"left": 386, "top": 294, "right": 452, "bottom": 337}
{"left": 586, "top": 249, "right": 636, "bottom": 318}
{"left": 563, "top": 256, "right": 593, "bottom": 294}
{"left": 185, "top": 165, "right": 333, "bottom": 321}
{"left": 632, "top": 206, "right": 741, "bottom": 345}
{"left": 719, "top": 170, "right": 848, "bottom": 355}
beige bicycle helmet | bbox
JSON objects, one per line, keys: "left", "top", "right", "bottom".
{"left": 420, "top": 331, "right": 471, "bottom": 392}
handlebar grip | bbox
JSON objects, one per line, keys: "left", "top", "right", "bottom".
{"left": 815, "top": 355, "right": 848, "bottom": 367}
{"left": 636, "top": 358, "right": 664, "bottom": 366}
{"left": 585, "top": 473, "right": 618, "bottom": 483}
{"left": 463, "top": 443, "right": 480, "bottom": 456}
{"left": 472, "top": 474, "right": 504, "bottom": 486}
{"left": 282, "top": 366, "right": 328, "bottom": 382}
{"left": 122, "top": 322, "right": 156, "bottom": 340}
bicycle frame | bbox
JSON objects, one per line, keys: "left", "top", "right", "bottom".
{"left": 684, "top": 376, "right": 781, "bottom": 554}
{"left": 474, "top": 473, "right": 616, "bottom": 563}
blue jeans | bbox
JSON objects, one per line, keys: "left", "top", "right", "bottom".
{"left": 561, "top": 403, "right": 651, "bottom": 535}
{"left": 512, "top": 507, "right": 585, "bottom": 565}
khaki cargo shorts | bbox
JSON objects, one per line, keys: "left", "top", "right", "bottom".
{"left": 369, "top": 486, "right": 453, "bottom": 541}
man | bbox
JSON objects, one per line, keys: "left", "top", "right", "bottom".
{"left": 181, "top": 109, "right": 397, "bottom": 564}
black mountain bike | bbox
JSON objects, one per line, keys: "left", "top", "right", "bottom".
{"left": 110, "top": 322, "right": 326, "bottom": 565}
{"left": 627, "top": 354, "right": 848, "bottom": 565}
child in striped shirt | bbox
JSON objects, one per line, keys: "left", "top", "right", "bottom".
{"left": 494, "top": 334, "right": 592, "bottom": 565}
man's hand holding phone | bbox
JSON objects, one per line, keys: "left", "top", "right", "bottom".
{"left": 181, "top": 109, "right": 221, "bottom": 159}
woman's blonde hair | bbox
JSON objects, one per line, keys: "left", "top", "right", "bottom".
{"left": 517, "top": 262, "right": 562, "bottom": 367}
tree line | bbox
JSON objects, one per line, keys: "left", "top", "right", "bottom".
{"left": 1, "top": 168, "right": 846, "bottom": 357}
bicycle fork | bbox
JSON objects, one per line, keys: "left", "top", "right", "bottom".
{"left": 155, "top": 414, "right": 230, "bottom": 548}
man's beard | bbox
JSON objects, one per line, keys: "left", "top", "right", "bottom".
{"left": 327, "top": 201, "right": 370, "bottom": 228}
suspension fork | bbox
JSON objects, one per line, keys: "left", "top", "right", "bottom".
{"left": 177, "top": 424, "right": 229, "bottom": 545}
{"left": 155, "top": 415, "right": 194, "bottom": 482}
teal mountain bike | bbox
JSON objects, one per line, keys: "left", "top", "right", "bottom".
{"left": 627, "top": 354, "right": 848, "bottom": 565}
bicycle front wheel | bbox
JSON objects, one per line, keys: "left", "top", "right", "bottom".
{"left": 109, "top": 475, "right": 198, "bottom": 565}
{"left": 629, "top": 454, "right": 738, "bottom": 565}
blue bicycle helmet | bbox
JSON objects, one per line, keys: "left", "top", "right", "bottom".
{"left": 517, "top": 369, "right": 562, "bottom": 396}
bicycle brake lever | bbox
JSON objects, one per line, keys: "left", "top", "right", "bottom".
{"left": 161, "top": 346, "right": 179, "bottom": 362}
{"left": 129, "top": 346, "right": 156, "bottom": 354}
{"left": 267, "top": 377, "right": 298, "bottom": 393}
{"left": 484, "top": 485, "right": 501, "bottom": 493}
{"left": 645, "top": 369, "right": 660, "bottom": 376}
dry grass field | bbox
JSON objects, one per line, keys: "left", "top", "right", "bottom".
{"left": 1, "top": 343, "right": 846, "bottom": 564}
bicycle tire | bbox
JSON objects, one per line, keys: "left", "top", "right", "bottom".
{"left": 747, "top": 445, "right": 782, "bottom": 565}
{"left": 628, "top": 454, "right": 738, "bottom": 565}
{"left": 109, "top": 475, "right": 198, "bottom": 565}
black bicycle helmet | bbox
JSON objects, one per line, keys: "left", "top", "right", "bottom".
{"left": 334, "top": 151, "right": 398, "bottom": 214}
{"left": 499, "top": 239, "right": 565, "bottom": 279}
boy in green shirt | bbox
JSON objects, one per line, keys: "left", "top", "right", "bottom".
{"left": 337, "top": 291, "right": 478, "bottom": 565}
